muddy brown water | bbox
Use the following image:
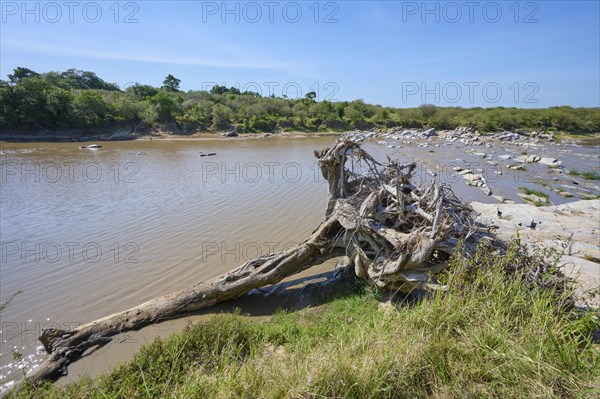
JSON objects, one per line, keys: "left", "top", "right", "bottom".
{"left": 0, "top": 136, "right": 598, "bottom": 389}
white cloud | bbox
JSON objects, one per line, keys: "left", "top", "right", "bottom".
{"left": 2, "top": 39, "right": 298, "bottom": 72}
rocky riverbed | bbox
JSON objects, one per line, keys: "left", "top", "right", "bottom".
{"left": 342, "top": 127, "right": 599, "bottom": 205}
{"left": 473, "top": 200, "right": 600, "bottom": 307}
{"left": 343, "top": 127, "right": 599, "bottom": 306}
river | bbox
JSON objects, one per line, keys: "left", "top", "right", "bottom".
{"left": 0, "top": 135, "right": 598, "bottom": 389}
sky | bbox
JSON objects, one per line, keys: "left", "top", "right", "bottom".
{"left": 1, "top": 0, "right": 599, "bottom": 108}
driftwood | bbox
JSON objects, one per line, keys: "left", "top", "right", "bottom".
{"left": 18, "top": 140, "right": 489, "bottom": 390}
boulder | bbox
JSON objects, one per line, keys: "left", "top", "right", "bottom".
{"left": 481, "top": 186, "right": 492, "bottom": 196}
{"left": 222, "top": 125, "right": 238, "bottom": 137}
{"left": 420, "top": 128, "right": 437, "bottom": 138}
{"left": 463, "top": 173, "right": 484, "bottom": 182}
{"left": 515, "top": 155, "right": 541, "bottom": 163}
{"left": 538, "top": 157, "right": 562, "bottom": 166}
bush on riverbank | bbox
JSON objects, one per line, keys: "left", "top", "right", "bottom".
{"left": 1, "top": 68, "right": 599, "bottom": 135}
{"left": 16, "top": 241, "right": 600, "bottom": 399}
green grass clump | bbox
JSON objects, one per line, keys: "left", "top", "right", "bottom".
{"left": 15, "top": 242, "right": 600, "bottom": 399}
{"left": 581, "top": 194, "right": 600, "bottom": 200}
{"left": 568, "top": 169, "right": 600, "bottom": 180}
{"left": 519, "top": 186, "right": 550, "bottom": 199}
{"left": 509, "top": 163, "right": 527, "bottom": 171}
{"left": 535, "top": 179, "right": 551, "bottom": 189}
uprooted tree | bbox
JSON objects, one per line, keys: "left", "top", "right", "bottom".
{"left": 25, "top": 140, "right": 494, "bottom": 386}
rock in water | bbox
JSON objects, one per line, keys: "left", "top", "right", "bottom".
{"left": 222, "top": 125, "right": 238, "bottom": 137}
{"left": 538, "top": 157, "right": 562, "bottom": 166}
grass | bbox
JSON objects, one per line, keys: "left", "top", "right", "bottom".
{"left": 519, "top": 186, "right": 550, "bottom": 199}
{"left": 508, "top": 163, "right": 527, "bottom": 171}
{"left": 583, "top": 252, "right": 600, "bottom": 264}
{"left": 581, "top": 194, "right": 600, "bottom": 200}
{"left": 14, "top": 242, "right": 600, "bottom": 399}
{"left": 555, "top": 132, "right": 600, "bottom": 145}
{"left": 535, "top": 178, "right": 551, "bottom": 189}
{"left": 568, "top": 169, "right": 600, "bottom": 180}
{"left": 558, "top": 191, "right": 574, "bottom": 198}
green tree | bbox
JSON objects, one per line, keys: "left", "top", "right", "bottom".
{"left": 110, "top": 92, "right": 143, "bottom": 123}
{"left": 344, "top": 100, "right": 372, "bottom": 125}
{"left": 208, "top": 85, "right": 241, "bottom": 95}
{"left": 178, "top": 100, "right": 213, "bottom": 131}
{"left": 10, "top": 77, "right": 73, "bottom": 127}
{"left": 336, "top": 103, "right": 346, "bottom": 119}
{"left": 371, "top": 106, "right": 390, "bottom": 125}
{"left": 127, "top": 84, "right": 159, "bottom": 99}
{"left": 242, "top": 90, "right": 260, "bottom": 97}
{"left": 73, "top": 91, "right": 111, "bottom": 127}
{"left": 310, "top": 101, "right": 336, "bottom": 120}
{"left": 147, "top": 93, "right": 180, "bottom": 122}
{"left": 50, "top": 69, "right": 118, "bottom": 90}
{"left": 0, "top": 85, "right": 19, "bottom": 128}
{"left": 419, "top": 104, "right": 437, "bottom": 118}
{"left": 8, "top": 67, "right": 39, "bottom": 85}
{"left": 162, "top": 74, "right": 181, "bottom": 92}
{"left": 305, "top": 91, "right": 317, "bottom": 101}
{"left": 211, "top": 103, "right": 233, "bottom": 130}
{"left": 292, "top": 101, "right": 310, "bottom": 127}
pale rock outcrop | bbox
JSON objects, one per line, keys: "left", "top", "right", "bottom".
{"left": 472, "top": 200, "right": 600, "bottom": 307}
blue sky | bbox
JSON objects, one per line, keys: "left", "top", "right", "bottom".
{"left": 1, "top": 1, "right": 599, "bottom": 107}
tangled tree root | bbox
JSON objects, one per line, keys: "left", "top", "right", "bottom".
{"left": 17, "top": 140, "right": 497, "bottom": 390}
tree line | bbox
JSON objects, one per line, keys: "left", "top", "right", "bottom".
{"left": 1, "top": 67, "right": 598, "bottom": 134}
